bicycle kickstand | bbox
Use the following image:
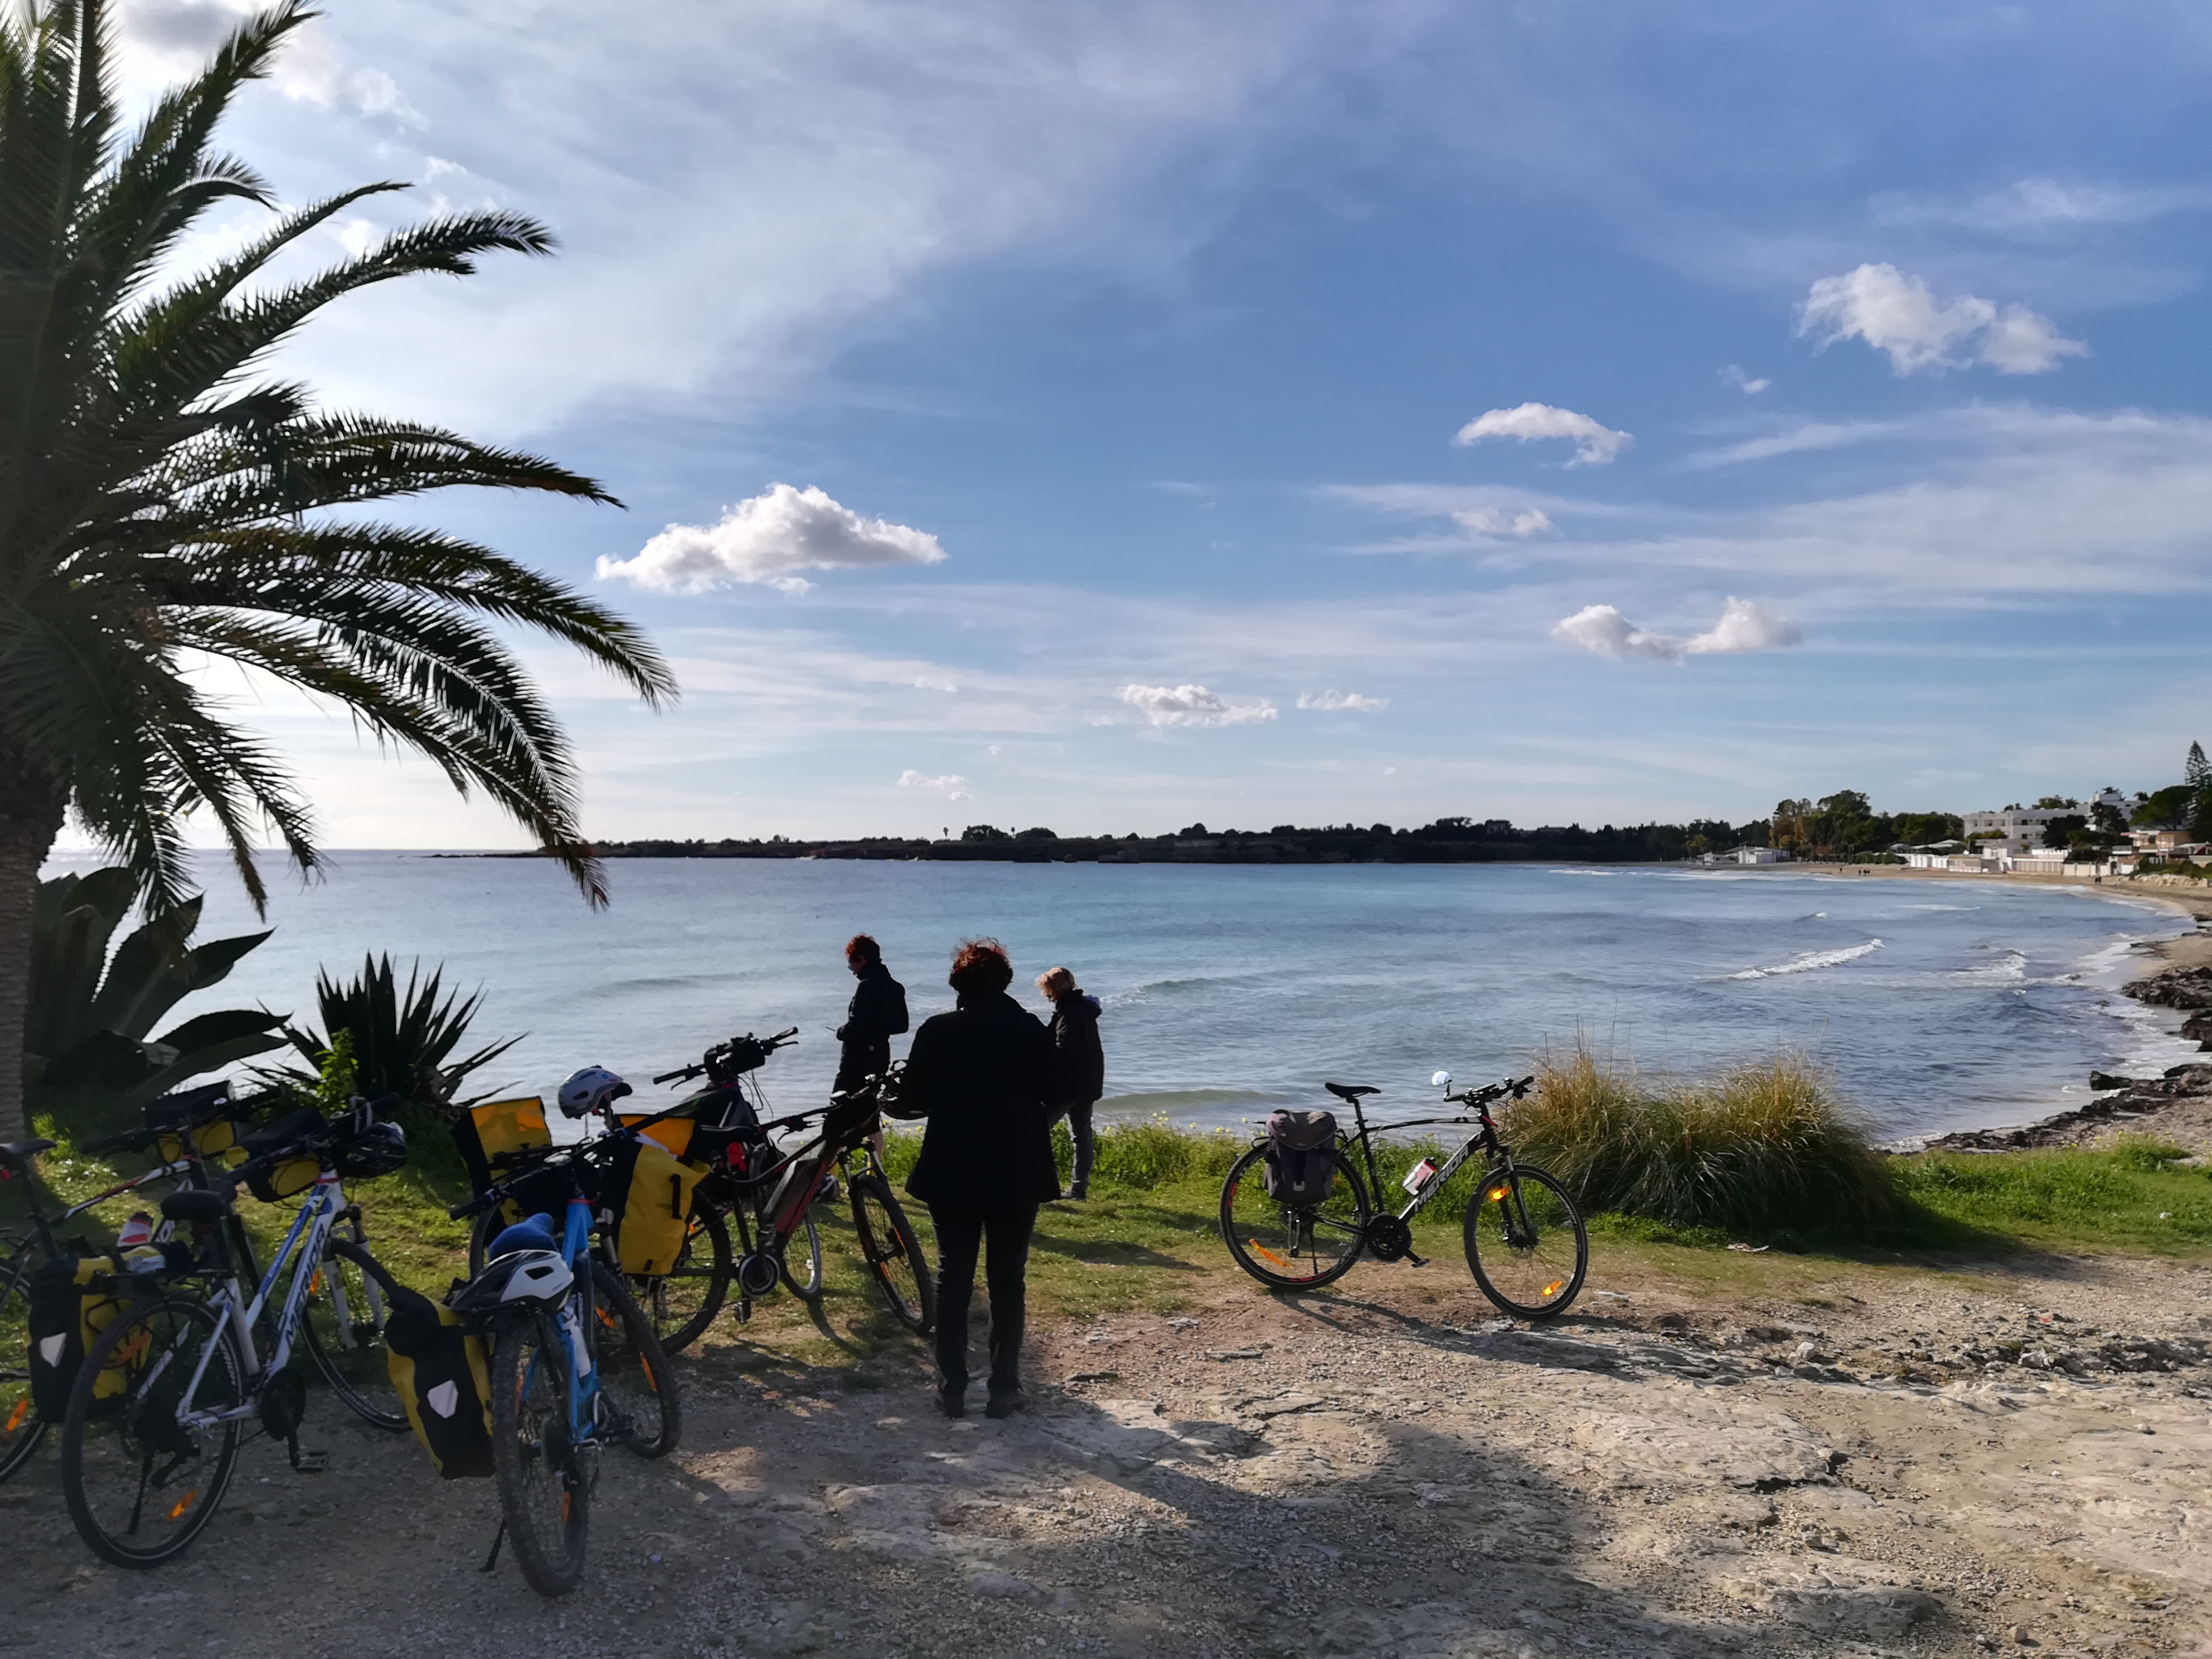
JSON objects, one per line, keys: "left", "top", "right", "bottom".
{"left": 481, "top": 1517, "right": 507, "bottom": 1574}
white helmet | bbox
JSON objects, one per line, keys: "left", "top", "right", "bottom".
{"left": 557, "top": 1066, "right": 631, "bottom": 1120}
{"left": 452, "top": 1249, "right": 572, "bottom": 1316}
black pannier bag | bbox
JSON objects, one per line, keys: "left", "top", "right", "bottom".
{"left": 1263, "top": 1109, "right": 1338, "bottom": 1206}
{"left": 383, "top": 1282, "right": 494, "bottom": 1479}
{"left": 27, "top": 1254, "right": 124, "bottom": 1419}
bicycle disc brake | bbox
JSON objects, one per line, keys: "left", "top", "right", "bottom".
{"left": 1364, "top": 1215, "right": 1414, "bottom": 1262}
{"left": 735, "top": 1250, "right": 781, "bottom": 1297}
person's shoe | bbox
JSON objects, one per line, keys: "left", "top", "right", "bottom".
{"left": 984, "top": 1388, "right": 1025, "bottom": 1420}
{"left": 937, "top": 1381, "right": 966, "bottom": 1419}
{"left": 1066, "top": 1183, "right": 1088, "bottom": 1201}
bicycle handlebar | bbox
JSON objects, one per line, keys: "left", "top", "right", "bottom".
{"left": 651, "top": 1026, "right": 799, "bottom": 1086}
{"left": 1443, "top": 1075, "right": 1535, "bottom": 1108}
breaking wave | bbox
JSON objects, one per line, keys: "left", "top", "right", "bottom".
{"left": 1726, "top": 939, "right": 1884, "bottom": 981}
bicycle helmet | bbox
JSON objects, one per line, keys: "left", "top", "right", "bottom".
{"left": 450, "top": 1248, "right": 572, "bottom": 1317}
{"left": 334, "top": 1120, "right": 408, "bottom": 1178}
{"left": 557, "top": 1066, "right": 632, "bottom": 1120}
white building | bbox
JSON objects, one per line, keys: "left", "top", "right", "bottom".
{"left": 1961, "top": 806, "right": 2078, "bottom": 856}
{"left": 1701, "top": 846, "right": 1791, "bottom": 865}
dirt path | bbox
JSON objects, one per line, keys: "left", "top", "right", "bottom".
{"left": 4, "top": 1248, "right": 2209, "bottom": 1659}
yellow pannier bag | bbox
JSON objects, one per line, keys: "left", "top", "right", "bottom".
{"left": 452, "top": 1097, "right": 552, "bottom": 1194}
{"left": 155, "top": 1115, "right": 246, "bottom": 1171}
{"left": 605, "top": 1135, "right": 705, "bottom": 1277}
{"left": 615, "top": 1111, "right": 698, "bottom": 1165}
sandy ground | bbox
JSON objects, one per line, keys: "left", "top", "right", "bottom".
{"left": 4, "top": 1246, "right": 2210, "bottom": 1659}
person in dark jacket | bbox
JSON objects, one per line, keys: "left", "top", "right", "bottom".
{"left": 1037, "top": 966, "right": 1103, "bottom": 1200}
{"left": 835, "top": 934, "right": 908, "bottom": 1095}
{"left": 901, "top": 937, "right": 1056, "bottom": 1419}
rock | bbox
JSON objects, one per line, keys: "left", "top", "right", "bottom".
{"left": 1718, "top": 1557, "right": 1943, "bottom": 1639}
{"left": 2123, "top": 966, "right": 2212, "bottom": 1009}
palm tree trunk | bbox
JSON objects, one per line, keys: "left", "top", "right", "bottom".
{"left": 0, "top": 793, "right": 61, "bottom": 1141}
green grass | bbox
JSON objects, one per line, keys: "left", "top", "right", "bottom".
{"left": 1891, "top": 1138, "right": 2212, "bottom": 1253}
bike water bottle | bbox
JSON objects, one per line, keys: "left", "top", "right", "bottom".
{"left": 561, "top": 1299, "right": 593, "bottom": 1378}
{"left": 1401, "top": 1157, "right": 1439, "bottom": 1196}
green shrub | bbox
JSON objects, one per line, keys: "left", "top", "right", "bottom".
{"left": 1502, "top": 1048, "right": 1897, "bottom": 1237}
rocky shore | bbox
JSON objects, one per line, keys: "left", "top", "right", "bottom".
{"left": 1919, "top": 933, "right": 2212, "bottom": 1155}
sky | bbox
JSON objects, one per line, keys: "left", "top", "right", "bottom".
{"left": 97, "top": 0, "right": 2212, "bottom": 845}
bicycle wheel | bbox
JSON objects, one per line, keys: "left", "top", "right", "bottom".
{"left": 850, "top": 1176, "right": 934, "bottom": 1334}
{"left": 1220, "top": 1144, "right": 1370, "bottom": 1290}
{"left": 491, "top": 1312, "right": 589, "bottom": 1597}
{"left": 0, "top": 1259, "right": 46, "bottom": 1481}
{"left": 61, "top": 1293, "right": 245, "bottom": 1568}
{"left": 1464, "top": 1162, "right": 1587, "bottom": 1320}
{"left": 632, "top": 1200, "right": 730, "bottom": 1354}
{"left": 780, "top": 1207, "right": 824, "bottom": 1302}
{"left": 588, "top": 1261, "right": 681, "bottom": 1459}
{"left": 302, "top": 1236, "right": 408, "bottom": 1431}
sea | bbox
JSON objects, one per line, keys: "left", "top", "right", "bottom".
{"left": 44, "top": 852, "right": 2205, "bottom": 1144}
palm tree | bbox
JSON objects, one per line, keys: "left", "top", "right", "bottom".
{"left": 0, "top": 1, "right": 677, "bottom": 1136}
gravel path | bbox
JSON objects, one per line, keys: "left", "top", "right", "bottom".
{"left": 4, "top": 1249, "right": 2209, "bottom": 1659}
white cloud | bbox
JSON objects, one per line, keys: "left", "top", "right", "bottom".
{"left": 596, "top": 484, "right": 946, "bottom": 594}
{"left": 1870, "top": 178, "right": 2209, "bottom": 236}
{"left": 1452, "top": 403, "right": 1632, "bottom": 467}
{"left": 1451, "top": 506, "right": 1553, "bottom": 537}
{"left": 1119, "top": 685, "right": 1278, "bottom": 727}
{"left": 1553, "top": 598, "right": 1801, "bottom": 665}
{"left": 116, "top": 4, "right": 418, "bottom": 121}
{"left": 1297, "top": 690, "right": 1388, "bottom": 712}
{"left": 1797, "top": 263, "right": 2084, "bottom": 376}
{"left": 1720, "top": 364, "right": 1769, "bottom": 395}
{"left": 896, "top": 770, "right": 970, "bottom": 799}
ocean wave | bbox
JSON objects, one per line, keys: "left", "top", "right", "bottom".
{"left": 1549, "top": 868, "right": 1614, "bottom": 877}
{"left": 1949, "top": 949, "right": 2027, "bottom": 984}
{"left": 1900, "top": 903, "right": 1972, "bottom": 911}
{"left": 1725, "top": 939, "right": 1883, "bottom": 980}
{"left": 1102, "top": 975, "right": 1235, "bottom": 1007}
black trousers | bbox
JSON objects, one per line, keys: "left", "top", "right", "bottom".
{"left": 928, "top": 1203, "right": 1038, "bottom": 1393}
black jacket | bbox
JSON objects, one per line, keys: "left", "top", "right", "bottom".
{"left": 1047, "top": 992, "right": 1104, "bottom": 1107}
{"left": 901, "top": 990, "right": 1058, "bottom": 1210}
{"left": 835, "top": 962, "right": 908, "bottom": 1089}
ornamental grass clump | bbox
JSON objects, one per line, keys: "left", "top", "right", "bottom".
{"left": 1506, "top": 1048, "right": 1898, "bottom": 1238}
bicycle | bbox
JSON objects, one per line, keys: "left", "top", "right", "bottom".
{"left": 0, "top": 1081, "right": 389, "bottom": 1483}
{"left": 619, "top": 1058, "right": 934, "bottom": 1346}
{"left": 57, "top": 1096, "right": 413, "bottom": 1567}
{"left": 448, "top": 1115, "right": 683, "bottom": 1597}
{"left": 1219, "top": 1073, "right": 1589, "bottom": 1318}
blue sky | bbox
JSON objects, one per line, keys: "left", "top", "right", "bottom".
{"left": 111, "top": 1, "right": 2212, "bottom": 844}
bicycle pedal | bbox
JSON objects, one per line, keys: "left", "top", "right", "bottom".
{"left": 290, "top": 1446, "right": 328, "bottom": 1474}
{"left": 1405, "top": 1252, "right": 1430, "bottom": 1268}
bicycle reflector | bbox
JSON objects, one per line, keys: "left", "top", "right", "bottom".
{"left": 1486, "top": 1183, "right": 1512, "bottom": 1202}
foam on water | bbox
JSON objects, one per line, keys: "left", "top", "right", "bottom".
{"left": 1725, "top": 940, "right": 1884, "bottom": 980}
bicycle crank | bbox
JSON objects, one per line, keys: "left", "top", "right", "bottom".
{"left": 735, "top": 1249, "right": 782, "bottom": 1297}
{"left": 1364, "top": 1215, "right": 1414, "bottom": 1262}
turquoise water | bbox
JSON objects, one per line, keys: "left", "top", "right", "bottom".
{"left": 50, "top": 853, "right": 2199, "bottom": 1141}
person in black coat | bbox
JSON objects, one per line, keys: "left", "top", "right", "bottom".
{"left": 1037, "top": 966, "right": 1104, "bottom": 1200}
{"left": 835, "top": 934, "right": 908, "bottom": 1095}
{"left": 901, "top": 937, "right": 1056, "bottom": 1419}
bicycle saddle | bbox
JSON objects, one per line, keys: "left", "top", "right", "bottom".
{"left": 1324, "top": 1082, "right": 1379, "bottom": 1102}
{"left": 0, "top": 1137, "right": 56, "bottom": 1172}
{"left": 161, "top": 1189, "right": 230, "bottom": 1225}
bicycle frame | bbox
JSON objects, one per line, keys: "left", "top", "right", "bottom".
{"left": 546, "top": 1192, "right": 603, "bottom": 1445}
{"left": 176, "top": 1173, "right": 351, "bottom": 1429}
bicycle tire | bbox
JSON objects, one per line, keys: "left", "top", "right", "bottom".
{"left": 780, "top": 1207, "right": 824, "bottom": 1302}
{"left": 302, "top": 1235, "right": 409, "bottom": 1431}
{"left": 588, "top": 1260, "right": 681, "bottom": 1459}
{"left": 1219, "top": 1144, "right": 1370, "bottom": 1290}
{"left": 61, "top": 1293, "right": 245, "bottom": 1568}
{"left": 0, "top": 1258, "right": 47, "bottom": 1482}
{"left": 491, "top": 1311, "right": 589, "bottom": 1596}
{"left": 632, "top": 1199, "right": 730, "bottom": 1354}
{"left": 1464, "top": 1162, "right": 1588, "bottom": 1320}
{"left": 850, "top": 1176, "right": 934, "bottom": 1334}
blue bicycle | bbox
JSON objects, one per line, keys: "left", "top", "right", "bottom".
{"left": 450, "top": 1120, "right": 682, "bottom": 1596}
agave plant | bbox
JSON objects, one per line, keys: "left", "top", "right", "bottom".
{"left": 274, "top": 954, "right": 517, "bottom": 1113}
{"left": 0, "top": 1, "right": 677, "bottom": 1137}
{"left": 28, "top": 864, "right": 285, "bottom": 1134}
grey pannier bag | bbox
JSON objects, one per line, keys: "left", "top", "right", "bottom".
{"left": 1263, "top": 1109, "right": 1338, "bottom": 1206}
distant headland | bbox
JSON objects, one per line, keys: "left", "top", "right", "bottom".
{"left": 506, "top": 816, "right": 1770, "bottom": 866}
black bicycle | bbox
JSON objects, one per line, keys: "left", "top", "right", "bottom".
{"left": 1219, "top": 1073, "right": 1588, "bottom": 1318}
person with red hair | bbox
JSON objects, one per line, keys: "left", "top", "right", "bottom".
{"left": 901, "top": 937, "right": 1057, "bottom": 1418}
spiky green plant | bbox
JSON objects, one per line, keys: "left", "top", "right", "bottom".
{"left": 27, "top": 861, "right": 284, "bottom": 1135}
{"left": 0, "top": 2, "right": 678, "bottom": 1135}
{"left": 275, "top": 953, "right": 516, "bottom": 1112}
